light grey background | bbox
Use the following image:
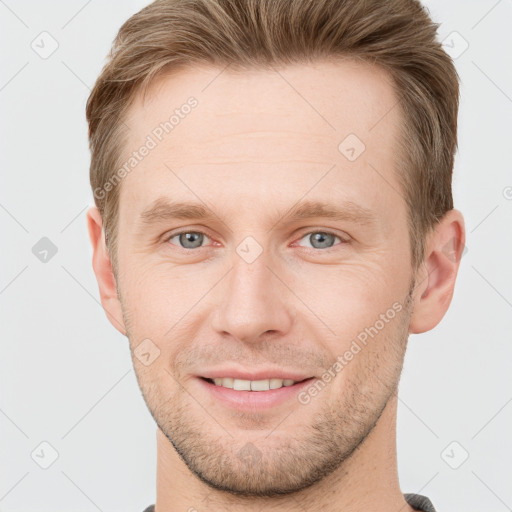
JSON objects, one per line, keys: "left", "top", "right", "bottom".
{"left": 1, "top": 1, "right": 511, "bottom": 511}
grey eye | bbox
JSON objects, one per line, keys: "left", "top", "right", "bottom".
{"left": 299, "top": 232, "right": 339, "bottom": 249}
{"left": 169, "top": 232, "right": 206, "bottom": 249}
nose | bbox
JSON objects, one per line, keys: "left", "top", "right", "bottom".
{"left": 210, "top": 249, "right": 295, "bottom": 343}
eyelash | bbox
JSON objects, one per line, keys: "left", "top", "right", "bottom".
{"left": 164, "top": 229, "right": 349, "bottom": 252}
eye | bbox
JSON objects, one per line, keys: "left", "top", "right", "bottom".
{"left": 167, "top": 231, "right": 210, "bottom": 249}
{"left": 165, "top": 229, "right": 347, "bottom": 252}
{"left": 295, "top": 231, "right": 345, "bottom": 250}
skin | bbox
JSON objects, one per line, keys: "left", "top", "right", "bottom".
{"left": 87, "top": 58, "right": 465, "bottom": 512}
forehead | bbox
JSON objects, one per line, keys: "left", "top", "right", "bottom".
{"left": 119, "top": 58, "right": 404, "bottom": 225}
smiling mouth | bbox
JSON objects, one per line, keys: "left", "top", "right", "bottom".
{"left": 200, "top": 376, "right": 313, "bottom": 391}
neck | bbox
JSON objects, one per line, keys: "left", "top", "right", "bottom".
{"left": 154, "top": 393, "right": 414, "bottom": 512}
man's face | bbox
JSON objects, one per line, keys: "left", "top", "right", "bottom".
{"left": 115, "top": 59, "right": 416, "bottom": 495}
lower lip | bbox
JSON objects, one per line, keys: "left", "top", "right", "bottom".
{"left": 196, "top": 377, "right": 316, "bottom": 411}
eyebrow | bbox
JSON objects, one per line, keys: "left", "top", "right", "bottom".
{"left": 138, "top": 197, "right": 378, "bottom": 229}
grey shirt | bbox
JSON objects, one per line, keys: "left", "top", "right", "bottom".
{"left": 142, "top": 492, "right": 437, "bottom": 511}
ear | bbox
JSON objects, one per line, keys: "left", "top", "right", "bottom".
{"left": 409, "top": 208, "right": 466, "bottom": 334}
{"left": 86, "top": 206, "right": 127, "bottom": 336}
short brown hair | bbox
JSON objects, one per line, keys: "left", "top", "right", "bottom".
{"left": 87, "top": 0, "right": 459, "bottom": 275}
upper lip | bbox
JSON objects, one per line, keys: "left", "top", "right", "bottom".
{"left": 199, "top": 368, "right": 314, "bottom": 382}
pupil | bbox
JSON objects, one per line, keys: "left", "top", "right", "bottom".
{"left": 311, "top": 232, "right": 333, "bottom": 249}
{"left": 180, "top": 232, "right": 202, "bottom": 248}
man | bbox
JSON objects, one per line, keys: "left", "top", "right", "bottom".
{"left": 86, "top": 0, "right": 465, "bottom": 510}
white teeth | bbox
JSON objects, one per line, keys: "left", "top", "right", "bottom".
{"left": 214, "top": 377, "right": 232, "bottom": 388}
{"left": 269, "top": 378, "right": 284, "bottom": 389}
{"left": 233, "top": 379, "right": 251, "bottom": 391}
{"left": 251, "top": 379, "right": 270, "bottom": 391}
{"left": 210, "top": 377, "right": 299, "bottom": 391}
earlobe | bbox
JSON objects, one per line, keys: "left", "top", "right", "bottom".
{"left": 409, "top": 209, "right": 466, "bottom": 334}
{"left": 86, "top": 206, "right": 127, "bottom": 336}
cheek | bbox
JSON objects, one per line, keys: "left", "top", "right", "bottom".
{"left": 289, "top": 258, "right": 403, "bottom": 333}
{"left": 118, "top": 256, "right": 215, "bottom": 339}
{"left": 118, "top": 259, "right": 166, "bottom": 334}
